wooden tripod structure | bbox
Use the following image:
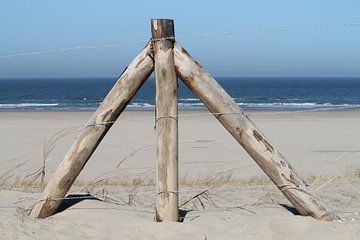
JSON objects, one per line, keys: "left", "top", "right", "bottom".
{"left": 30, "top": 19, "right": 337, "bottom": 221}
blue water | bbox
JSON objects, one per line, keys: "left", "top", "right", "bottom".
{"left": 0, "top": 77, "right": 359, "bottom": 110}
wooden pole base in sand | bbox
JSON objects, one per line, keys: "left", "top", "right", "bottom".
{"left": 151, "top": 19, "right": 179, "bottom": 222}
{"left": 30, "top": 44, "right": 154, "bottom": 219}
{"left": 173, "top": 42, "right": 338, "bottom": 221}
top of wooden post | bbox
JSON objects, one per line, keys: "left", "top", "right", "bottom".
{"left": 151, "top": 19, "right": 175, "bottom": 40}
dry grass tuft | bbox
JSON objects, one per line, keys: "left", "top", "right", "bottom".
{"left": 3, "top": 170, "right": 359, "bottom": 193}
{"left": 0, "top": 127, "right": 79, "bottom": 192}
{"left": 180, "top": 190, "right": 217, "bottom": 211}
{"left": 0, "top": 163, "right": 43, "bottom": 191}
{"left": 0, "top": 174, "right": 42, "bottom": 191}
{"left": 354, "top": 169, "right": 360, "bottom": 179}
{"left": 41, "top": 126, "right": 80, "bottom": 189}
{"left": 180, "top": 171, "right": 271, "bottom": 189}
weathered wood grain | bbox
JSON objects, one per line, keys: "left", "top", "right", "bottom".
{"left": 151, "top": 19, "right": 179, "bottom": 222}
{"left": 174, "top": 42, "right": 337, "bottom": 221}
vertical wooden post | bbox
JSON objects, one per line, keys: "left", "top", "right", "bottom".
{"left": 30, "top": 43, "right": 154, "bottom": 219}
{"left": 151, "top": 19, "right": 179, "bottom": 222}
{"left": 174, "top": 43, "right": 337, "bottom": 221}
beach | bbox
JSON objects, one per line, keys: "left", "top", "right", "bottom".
{"left": 1, "top": 109, "right": 360, "bottom": 239}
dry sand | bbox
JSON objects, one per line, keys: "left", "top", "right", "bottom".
{"left": 1, "top": 110, "right": 359, "bottom": 239}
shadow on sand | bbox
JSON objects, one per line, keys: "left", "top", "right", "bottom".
{"left": 279, "top": 203, "right": 301, "bottom": 216}
{"left": 56, "top": 193, "right": 101, "bottom": 214}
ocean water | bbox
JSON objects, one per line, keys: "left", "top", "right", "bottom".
{"left": 0, "top": 77, "right": 359, "bottom": 111}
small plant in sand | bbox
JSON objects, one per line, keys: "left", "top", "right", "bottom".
{"left": 180, "top": 189, "right": 217, "bottom": 211}
{"left": 0, "top": 162, "right": 42, "bottom": 191}
{"left": 354, "top": 168, "right": 360, "bottom": 179}
{"left": 0, "top": 126, "right": 80, "bottom": 191}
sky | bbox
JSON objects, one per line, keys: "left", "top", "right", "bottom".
{"left": 0, "top": 0, "right": 359, "bottom": 78}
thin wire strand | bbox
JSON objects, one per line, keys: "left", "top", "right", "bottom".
{"left": 26, "top": 104, "right": 356, "bottom": 134}
{"left": 85, "top": 104, "right": 360, "bottom": 128}
{"left": 1, "top": 22, "right": 359, "bottom": 61}
{"left": 176, "top": 22, "right": 360, "bottom": 40}
{"left": 5, "top": 105, "right": 360, "bottom": 135}
{"left": 21, "top": 179, "right": 359, "bottom": 221}
{"left": 0, "top": 39, "right": 149, "bottom": 61}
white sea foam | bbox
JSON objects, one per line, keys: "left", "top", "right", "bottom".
{"left": 179, "top": 98, "right": 200, "bottom": 102}
{"left": 128, "top": 103, "right": 155, "bottom": 108}
{"left": 237, "top": 102, "right": 353, "bottom": 108}
{"left": 0, "top": 103, "right": 59, "bottom": 109}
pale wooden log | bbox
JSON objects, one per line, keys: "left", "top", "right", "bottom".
{"left": 151, "top": 19, "right": 179, "bottom": 222}
{"left": 30, "top": 43, "right": 154, "bottom": 219}
{"left": 174, "top": 42, "right": 337, "bottom": 221}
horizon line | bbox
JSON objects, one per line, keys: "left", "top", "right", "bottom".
{"left": 1, "top": 76, "right": 359, "bottom": 80}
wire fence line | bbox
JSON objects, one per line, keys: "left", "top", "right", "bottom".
{"left": 7, "top": 176, "right": 359, "bottom": 199}
{"left": 3, "top": 104, "right": 358, "bottom": 194}
{"left": 4, "top": 150, "right": 359, "bottom": 198}
{"left": 2, "top": 138, "right": 359, "bottom": 222}
{"left": 3, "top": 128, "right": 360, "bottom": 220}
{"left": 1, "top": 22, "right": 360, "bottom": 61}
{"left": 3, "top": 104, "right": 360, "bottom": 135}
{"left": 79, "top": 105, "right": 360, "bottom": 138}
{"left": 42, "top": 104, "right": 360, "bottom": 129}
{"left": 6, "top": 179, "right": 360, "bottom": 223}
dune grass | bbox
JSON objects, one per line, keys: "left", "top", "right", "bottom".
{"left": 2, "top": 168, "right": 359, "bottom": 192}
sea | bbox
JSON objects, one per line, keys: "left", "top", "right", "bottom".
{"left": 0, "top": 77, "right": 359, "bottom": 111}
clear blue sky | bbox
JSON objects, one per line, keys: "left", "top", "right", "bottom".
{"left": 0, "top": 0, "right": 359, "bottom": 78}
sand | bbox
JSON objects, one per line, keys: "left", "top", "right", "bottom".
{"left": 1, "top": 110, "right": 359, "bottom": 239}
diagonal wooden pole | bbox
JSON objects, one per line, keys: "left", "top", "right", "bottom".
{"left": 173, "top": 42, "right": 338, "bottom": 221}
{"left": 30, "top": 43, "right": 154, "bottom": 219}
{"left": 151, "top": 19, "right": 179, "bottom": 222}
